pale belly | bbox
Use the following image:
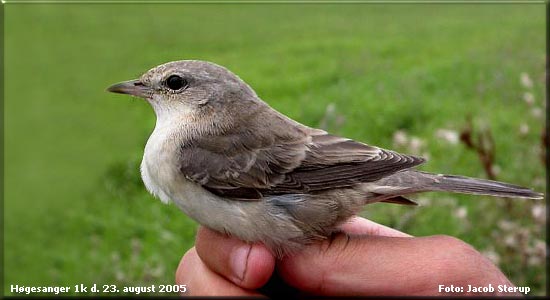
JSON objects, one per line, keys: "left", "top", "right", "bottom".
{"left": 140, "top": 150, "right": 313, "bottom": 254}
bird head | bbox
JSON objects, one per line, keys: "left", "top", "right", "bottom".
{"left": 107, "top": 60, "right": 262, "bottom": 126}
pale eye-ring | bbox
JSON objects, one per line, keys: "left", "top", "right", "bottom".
{"left": 165, "top": 75, "right": 189, "bottom": 91}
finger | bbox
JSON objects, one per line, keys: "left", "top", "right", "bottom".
{"left": 194, "top": 226, "right": 275, "bottom": 289}
{"left": 176, "top": 247, "right": 264, "bottom": 296}
{"left": 278, "top": 234, "right": 505, "bottom": 296}
{"left": 338, "top": 216, "right": 412, "bottom": 237}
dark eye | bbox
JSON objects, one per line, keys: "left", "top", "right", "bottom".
{"left": 165, "top": 75, "right": 188, "bottom": 91}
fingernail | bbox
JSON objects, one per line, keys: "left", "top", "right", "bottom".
{"left": 230, "top": 244, "right": 251, "bottom": 282}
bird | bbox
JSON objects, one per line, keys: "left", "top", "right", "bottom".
{"left": 107, "top": 60, "right": 543, "bottom": 257}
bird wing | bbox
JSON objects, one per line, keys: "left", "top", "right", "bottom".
{"left": 267, "top": 132, "right": 426, "bottom": 194}
{"left": 179, "top": 112, "right": 425, "bottom": 200}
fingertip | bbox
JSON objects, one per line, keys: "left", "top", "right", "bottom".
{"left": 175, "top": 246, "right": 265, "bottom": 296}
{"left": 195, "top": 226, "right": 276, "bottom": 289}
{"left": 339, "top": 216, "right": 412, "bottom": 237}
{"left": 176, "top": 247, "right": 197, "bottom": 285}
{"left": 245, "top": 243, "right": 276, "bottom": 288}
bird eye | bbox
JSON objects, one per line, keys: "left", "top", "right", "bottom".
{"left": 165, "top": 75, "right": 188, "bottom": 91}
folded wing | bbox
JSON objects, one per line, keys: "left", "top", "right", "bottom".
{"left": 179, "top": 111, "right": 424, "bottom": 200}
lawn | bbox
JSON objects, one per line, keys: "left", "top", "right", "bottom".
{"left": 3, "top": 3, "right": 546, "bottom": 296}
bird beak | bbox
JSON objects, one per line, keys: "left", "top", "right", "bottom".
{"left": 106, "top": 79, "right": 151, "bottom": 98}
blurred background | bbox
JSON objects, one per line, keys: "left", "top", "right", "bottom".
{"left": 3, "top": 3, "right": 546, "bottom": 296}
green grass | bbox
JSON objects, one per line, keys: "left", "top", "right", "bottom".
{"left": 4, "top": 3, "right": 546, "bottom": 296}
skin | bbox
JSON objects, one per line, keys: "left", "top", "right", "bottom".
{"left": 176, "top": 217, "right": 519, "bottom": 297}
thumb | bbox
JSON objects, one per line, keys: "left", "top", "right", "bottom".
{"left": 194, "top": 227, "right": 275, "bottom": 289}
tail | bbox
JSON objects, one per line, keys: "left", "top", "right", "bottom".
{"left": 428, "top": 173, "right": 543, "bottom": 199}
{"left": 368, "top": 170, "right": 543, "bottom": 200}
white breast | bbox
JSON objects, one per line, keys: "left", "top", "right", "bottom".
{"left": 141, "top": 121, "right": 180, "bottom": 204}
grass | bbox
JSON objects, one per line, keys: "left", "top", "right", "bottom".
{"left": 3, "top": 3, "right": 546, "bottom": 296}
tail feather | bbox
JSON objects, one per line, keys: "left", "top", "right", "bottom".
{"left": 368, "top": 170, "right": 544, "bottom": 200}
{"left": 430, "top": 173, "right": 543, "bottom": 199}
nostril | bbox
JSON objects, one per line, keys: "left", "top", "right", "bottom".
{"left": 134, "top": 81, "right": 144, "bottom": 86}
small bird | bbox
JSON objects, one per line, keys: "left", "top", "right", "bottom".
{"left": 107, "top": 60, "right": 542, "bottom": 256}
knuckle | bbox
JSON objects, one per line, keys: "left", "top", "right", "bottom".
{"left": 431, "top": 234, "right": 477, "bottom": 256}
{"left": 426, "top": 235, "right": 498, "bottom": 283}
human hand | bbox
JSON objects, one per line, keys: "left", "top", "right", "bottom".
{"left": 175, "top": 216, "right": 519, "bottom": 296}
